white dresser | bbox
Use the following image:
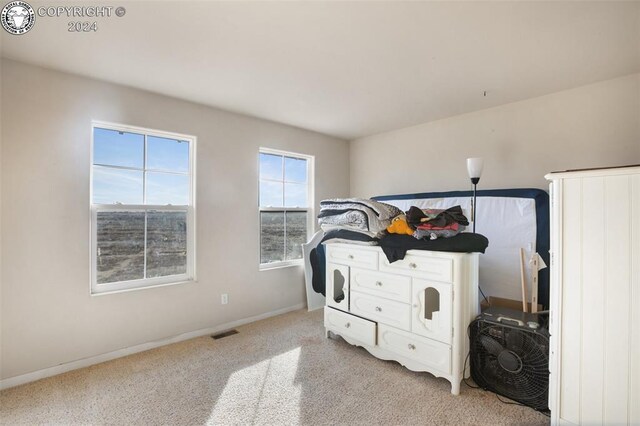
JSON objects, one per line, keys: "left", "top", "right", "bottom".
{"left": 546, "top": 166, "right": 640, "bottom": 425}
{"left": 323, "top": 242, "right": 479, "bottom": 395}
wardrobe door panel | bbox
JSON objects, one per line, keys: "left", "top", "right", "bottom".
{"left": 580, "top": 177, "right": 605, "bottom": 423}
{"left": 602, "top": 175, "right": 631, "bottom": 424}
{"left": 559, "top": 178, "right": 582, "bottom": 424}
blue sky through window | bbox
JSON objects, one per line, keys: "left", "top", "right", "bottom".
{"left": 260, "top": 180, "right": 283, "bottom": 207}
{"left": 93, "top": 127, "right": 190, "bottom": 205}
{"left": 93, "top": 167, "right": 143, "bottom": 204}
{"left": 285, "top": 157, "right": 307, "bottom": 183}
{"left": 146, "top": 172, "right": 189, "bottom": 205}
{"left": 147, "top": 136, "right": 189, "bottom": 172}
{"left": 259, "top": 152, "right": 307, "bottom": 207}
{"left": 260, "top": 153, "right": 282, "bottom": 180}
{"left": 285, "top": 182, "right": 307, "bottom": 207}
{"left": 94, "top": 128, "right": 144, "bottom": 168}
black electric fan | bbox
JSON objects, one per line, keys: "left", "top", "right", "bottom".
{"left": 469, "top": 308, "right": 550, "bottom": 412}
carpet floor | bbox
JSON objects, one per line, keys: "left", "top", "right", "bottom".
{"left": 0, "top": 309, "right": 549, "bottom": 425}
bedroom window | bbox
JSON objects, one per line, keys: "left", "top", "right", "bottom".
{"left": 259, "top": 148, "right": 314, "bottom": 269}
{"left": 90, "top": 121, "right": 196, "bottom": 294}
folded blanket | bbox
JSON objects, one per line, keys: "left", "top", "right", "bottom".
{"left": 320, "top": 198, "right": 402, "bottom": 220}
{"left": 319, "top": 202, "right": 398, "bottom": 233}
{"left": 318, "top": 210, "right": 368, "bottom": 231}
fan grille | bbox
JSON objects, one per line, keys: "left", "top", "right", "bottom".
{"left": 470, "top": 319, "right": 550, "bottom": 411}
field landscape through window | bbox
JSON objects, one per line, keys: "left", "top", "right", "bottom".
{"left": 96, "top": 211, "right": 187, "bottom": 284}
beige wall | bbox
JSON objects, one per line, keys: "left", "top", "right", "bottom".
{"left": 0, "top": 60, "right": 349, "bottom": 380}
{"left": 350, "top": 73, "right": 640, "bottom": 197}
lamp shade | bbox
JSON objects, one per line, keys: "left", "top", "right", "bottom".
{"left": 467, "top": 157, "right": 484, "bottom": 179}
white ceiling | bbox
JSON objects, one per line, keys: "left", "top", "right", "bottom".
{"left": 2, "top": 1, "right": 639, "bottom": 140}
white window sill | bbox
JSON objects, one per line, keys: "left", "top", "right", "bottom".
{"left": 259, "top": 260, "right": 304, "bottom": 271}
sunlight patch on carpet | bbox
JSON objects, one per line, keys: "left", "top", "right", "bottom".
{"left": 207, "top": 347, "right": 302, "bottom": 424}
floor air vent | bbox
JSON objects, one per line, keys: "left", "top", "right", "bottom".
{"left": 211, "top": 329, "right": 239, "bottom": 340}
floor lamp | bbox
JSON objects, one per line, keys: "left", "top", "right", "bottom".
{"left": 466, "top": 157, "right": 484, "bottom": 233}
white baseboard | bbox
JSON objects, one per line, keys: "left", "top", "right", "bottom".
{"left": 0, "top": 302, "right": 305, "bottom": 391}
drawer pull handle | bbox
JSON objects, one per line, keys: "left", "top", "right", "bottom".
{"left": 375, "top": 281, "right": 383, "bottom": 287}
{"left": 408, "top": 344, "right": 416, "bottom": 350}
{"left": 348, "top": 254, "right": 354, "bottom": 259}
{"left": 345, "top": 322, "right": 351, "bottom": 328}
{"left": 375, "top": 306, "right": 382, "bottom": 312}
{"left": 409, "top": 262, "right": 417, "bottom": 269}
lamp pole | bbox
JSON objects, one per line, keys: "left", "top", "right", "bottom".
{"left": 466, "top": 157, "right": 484, "bottom": 234}
{"left": 471, "top": 177, "right": 479, "bottom": 233}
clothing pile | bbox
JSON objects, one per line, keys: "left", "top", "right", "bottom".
{"left": 386, "top": 205, "right": 469, "bottom": 240}
{"left": 317, "top": 198, "right": 403, "bottom": 237}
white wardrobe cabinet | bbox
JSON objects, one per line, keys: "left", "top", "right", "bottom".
{"left": 546, "top": 166, "right": 640, "bottom": 425}
{"left": 323, "top": 243, "right": 479, "bottom": 395}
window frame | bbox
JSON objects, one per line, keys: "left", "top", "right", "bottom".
{"left": 258, "top": 147, "right": 314, "bottom": 270}
{"left": 90, "top": 120, "right": 197, "bottom": 295}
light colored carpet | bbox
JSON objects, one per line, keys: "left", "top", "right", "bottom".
{"left": 0, "top": 309, "right": 549, "bottom": 425}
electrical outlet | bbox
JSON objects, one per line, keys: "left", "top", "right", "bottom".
{"left": 221, "top": 293, "right": 228, "bottom": 305}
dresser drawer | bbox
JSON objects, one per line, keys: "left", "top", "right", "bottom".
{"left": 350, "top": 291, "right": 411, "bottom": 331}
{"left": 379, "top": 252, "right": 453, "bottom": 282}
{"left": 378, "top": 324, "right": 451, "bottom": 374}
{"left": 324, "top": 307, "right": 376, "bottom": 346}
{"left": 326, "top": 245, "right": 378, "bottom": 269}
{"left": 350, "top": 268, "right": 411, "bottom": 303}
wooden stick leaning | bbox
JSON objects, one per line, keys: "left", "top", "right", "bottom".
{"left": 530, "top": 254, "right": 539, "bottom": 313}
{"left": 520, "top": 248, "right": 528, "bottom": 313}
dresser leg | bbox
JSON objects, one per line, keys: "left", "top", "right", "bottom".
{"left": 451, "top": 381, "right": 460, "bottom": 395}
